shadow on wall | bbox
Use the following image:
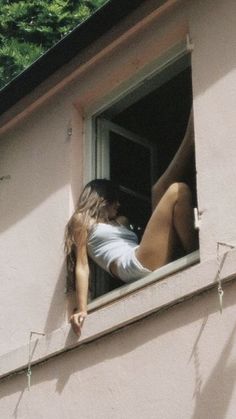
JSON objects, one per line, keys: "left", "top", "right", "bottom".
{"left": 191, "top": 323, "right": 236, "bottom": 419}
{"left": 43, "top": 260, "right": 68, "bottom": 334}
{"left": 42, "top": 258, "right": 86, "bottom": 335}
{"left": 0, "top": 99, "right": 72, "bottom": 235}
{"left": 189, "top": 275, "right": 236, "bottom": 419}
{"left": 0, "top": 99, "right": 83, "bottom": 353}
{"left": 1, "top": 281, "right": 236, "bottom": 419}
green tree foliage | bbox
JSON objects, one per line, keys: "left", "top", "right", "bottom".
{"left": 0, "top": 0, "right": 108, "bottom": 89}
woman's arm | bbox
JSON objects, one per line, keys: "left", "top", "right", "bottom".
{"left": 70, "top": 243, "right": 89, "bottom": 336}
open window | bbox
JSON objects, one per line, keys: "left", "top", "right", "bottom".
{"left": 90, "top": 51, "right": 198, "bottom": 300}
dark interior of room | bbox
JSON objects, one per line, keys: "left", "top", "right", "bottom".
{"left": 112, "top": 67, "right": 194, "bottom": 184}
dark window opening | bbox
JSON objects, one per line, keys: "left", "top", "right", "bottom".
{"left": 91, "top": 60, "right": 198, "bottom": 300}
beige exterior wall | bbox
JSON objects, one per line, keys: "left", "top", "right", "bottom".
{"left": 0, "top": 0, "right": 236, "bottom": 417}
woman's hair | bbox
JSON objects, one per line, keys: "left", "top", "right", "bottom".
{"left": 64, "top": 179, "right": 119, "bottom": 291}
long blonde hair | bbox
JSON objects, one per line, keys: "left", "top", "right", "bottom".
{"left": 64, "top": 179, "right": 119, "bottom": 291}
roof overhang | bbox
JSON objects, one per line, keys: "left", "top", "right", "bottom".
{"left": 0, "top": 0, "right": 169, "bottom": 118}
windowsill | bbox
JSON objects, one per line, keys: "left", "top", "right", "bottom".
{"left": 88, "top": 250, "right": 200, "bottom": 312}
{"left": 1, "top": 248, "right": 236, "bottom": 381}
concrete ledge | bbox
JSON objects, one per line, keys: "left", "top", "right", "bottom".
{"left": 88, "top": 251, "right": 199, "bottom": 311}
{"left": 1, "top": 249, "right": 236, "bottom": 380}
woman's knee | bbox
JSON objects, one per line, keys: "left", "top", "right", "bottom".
{"left": 166, "top": 182, "right": 191, "bottom": 202}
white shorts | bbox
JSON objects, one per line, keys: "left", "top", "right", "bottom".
{"left": 113, "top": 246, "right": 151, "bottom": 283}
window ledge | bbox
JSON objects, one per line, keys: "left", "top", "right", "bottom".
{"left": 1, "top": 249, "right": 236, "bottom": 381}
{"left": 88, "top": 250, "right": 200, "bottom": 311}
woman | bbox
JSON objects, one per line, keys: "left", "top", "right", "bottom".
{"left": 65, "top": 111, "right": 197, "bottom": 335}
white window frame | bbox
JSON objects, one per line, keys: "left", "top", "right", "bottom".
{"left": 96, "top": 118, "right": 157, "bottom": 199}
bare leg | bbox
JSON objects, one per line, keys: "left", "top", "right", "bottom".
{"left": 173, "top": 184, "right": 196, "bottom": 252}
{"left": 152, "top": 109, "right": 194, "bottom": 208}
{"left": 136, "top": 182, "right": 196, "bottom": 271}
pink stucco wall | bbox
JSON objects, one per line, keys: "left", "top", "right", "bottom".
{"left": 0, "top": 0, "right": 236, "bottom": 417}
{"left": 1, "top": 281, "right": 236, "bottom": 419}
{"left": 0, "top": 97, "right": 83, "bottom": 355}
{"left": 0, "top": 106, "right": 64, "bottom": 354}
{"left": 189, "top": 0, "right": 236, "bottom": 261}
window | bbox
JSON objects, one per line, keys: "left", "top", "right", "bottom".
{"left": 89, "top": 51, "right": 198, "bottom": 300}
{"left": 96, "top": 119, "right": 153, "bottom": 237}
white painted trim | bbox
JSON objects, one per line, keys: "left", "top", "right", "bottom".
{"left": 96, "top": 118, "right": 110, "bottom": 178}
{"left": 99, "top": 119, "right": 151, "bottom": 147}
{"left": 1, "top": 249, "right": 236, "bottom": 381}
{"left": 96, "top": 117, "right": 154, "bottom": 195}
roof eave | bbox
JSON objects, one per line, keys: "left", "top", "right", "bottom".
{"left": 0, "top": 0, "right": 148, "bottom": 116}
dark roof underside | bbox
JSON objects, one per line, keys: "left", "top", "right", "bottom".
{"left": 0, "top": 0, "right": 148, "bottom": 116}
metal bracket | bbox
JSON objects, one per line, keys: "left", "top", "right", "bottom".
{"left": 194, "top": 207, "right": 201, "bottom": 230}
{"left": 187, "top": 34, "right": 194, "bottom": 52}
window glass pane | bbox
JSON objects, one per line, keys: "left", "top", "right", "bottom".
{"left": 109, "top": 131, "right": 151, "bottom": 196}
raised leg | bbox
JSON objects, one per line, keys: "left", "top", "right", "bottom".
{"left": 173, "top": 183, "right": 196, "bottom": 252}
{"left": 152, "top": 109, "right": 194, "bottom": 209}
{"left": 135, "top": 182, "right": 196, "bottom": 271}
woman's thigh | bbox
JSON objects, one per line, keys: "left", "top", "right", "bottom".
{"left": 135, "top": 184, "right": 178, "bottom": 270}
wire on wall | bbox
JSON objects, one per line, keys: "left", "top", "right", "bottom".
{"left": 27, "top": 331, "right": 45, "bottom": 391}
{"left": 216, "top": 241, "right": 235, "bottom": 314}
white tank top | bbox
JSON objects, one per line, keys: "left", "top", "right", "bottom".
{"left": 87, "top": 222, "right": 138, "bottom": 273}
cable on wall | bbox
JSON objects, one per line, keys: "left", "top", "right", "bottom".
{"left": 216, "top": 241, "right": 235, "bottom": 314}
{"left": 27, "top": 331, "right": 45, "bottom": 391}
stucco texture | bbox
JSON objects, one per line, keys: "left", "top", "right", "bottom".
{"left": 1, "top": 282, "right": 236, "bottom": 419}
{"left": 0, "top": 95, "right": 83, "bottom": 355}
{"left": 0, "top": 0, "right": 236, "bottom": 417}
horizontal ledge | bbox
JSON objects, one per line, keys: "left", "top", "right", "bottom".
{"left": 1, "top": 249, "right": 236, "bottom": 381}
{"left": 88, "top": 250, "right": 200, "bottom": 311}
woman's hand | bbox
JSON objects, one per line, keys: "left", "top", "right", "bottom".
{"left": 70, "top": 309, "right": 87, "bottom": 336}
